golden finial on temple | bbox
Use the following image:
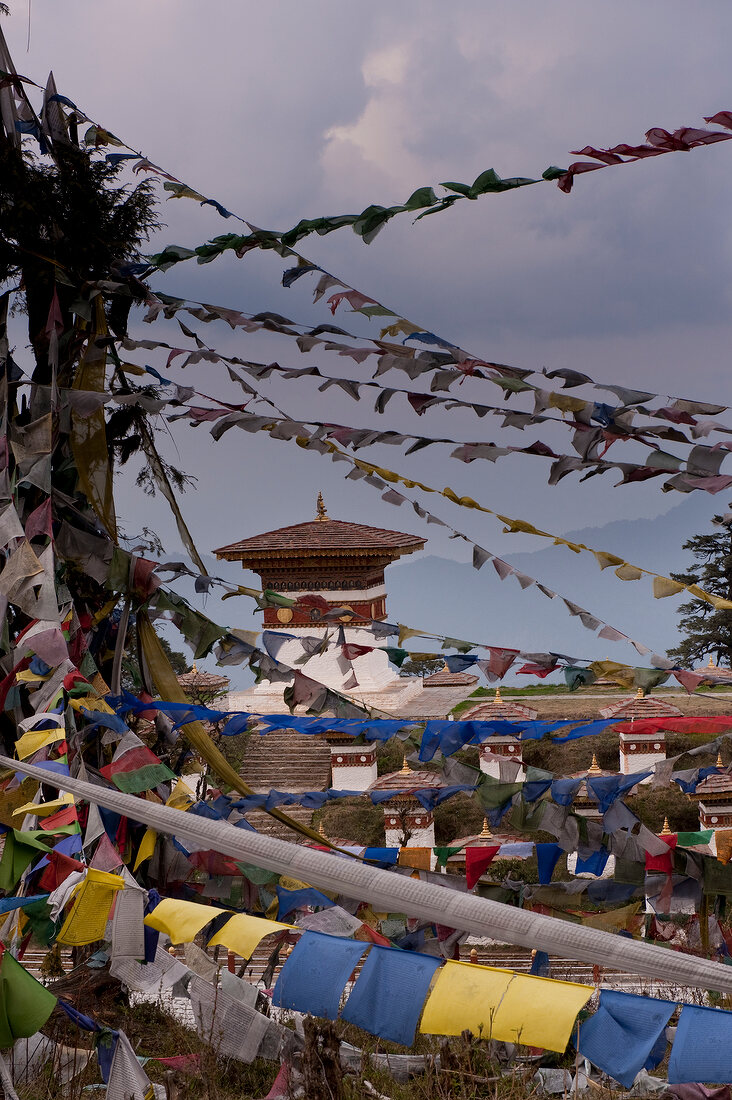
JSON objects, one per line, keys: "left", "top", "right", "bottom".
{"left": 659, "top": 816, "right": 672, "bottom": 836}
{"left": 495, "top": 687, "right": 502, "bottom": 701}
{"left": 400, "top": 754, "right": 411, "bottom": 775}
{"left": 588, "top": 753, "right": 602, "bottom": 776}
{"left": 315, "top": 491, "right": 329, "bottom": 522}
{"left": 479, "top": 817, "right": 492, "bottom": 839}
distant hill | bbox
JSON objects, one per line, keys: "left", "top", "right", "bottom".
{"left": 386, "top": 492, "right": 724, "bottom": 679}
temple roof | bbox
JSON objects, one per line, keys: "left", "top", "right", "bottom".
{"left": 692, "top": 759, "right": 732, "bottom": 799}
{"left": 176, "top": 664, "right": 230, "bottom": 695}
{"left": 422, "top": 667, "right": 480, "bottom": 688}
{"left": 461, "top": 689, "right": 538, "bottom": 721}
{"left": 213, "top": 496, "right": 425, "bottom": 563}
{"left": 370, "top": 759, "right": 445, "bottom": 792}
{"left": 700, "top": 658, "right": 732, "bottom": 684}
{"left": 599, "top": 692, "right": 683, "bottom": 720}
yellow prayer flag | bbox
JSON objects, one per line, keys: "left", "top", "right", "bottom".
{"left": 379, "top": 319, "right": 419, "bottom": 340}
{"left": 548, "top": 393, "right": 588, "bottom": 415}
{"left": 143, "top": 897, "right": 226, "bottom": 945}
{"left": 72, "top": 696, "right": 116, "bottom": 716}
{"left": 716, "top": 831, "right": 732, "bottom": 866}
{"left": 614, "top": 563, "right": 644, "bottom": 581}
{"left": 709, "top": 595, "right": 732, "bottom": 611}
{"left": 580, "top": 901, "right": 642, "bottom": 932}
{"left": 652, "top": 576, "right": 686, "bottom": 599}
{"left": 593, "top": 551, "right": 624, "bottom": 570}
{"left": 14, "top": 727, "right": 65, "bottom": 760}
{"left": 15, "top": 669, "right": 49, "bottom": 683}
{"left": 397, "top": 848, "right": 432, "bottom": 871}
{"left": 208, "top": 913, "right": 293, "bottom": 959}
{"left": 166, "top": 778, "right": 194, "bottom": 812}
{"left": 133, "top": 828, "right": 157, "bottom": 871}
{"left": 497, "top": 516, "right": 545, "bottom": 537}
{"left": 419, "top": 961, "right": 592, "bottom": 1053}
{"left": 57, "top": 869, "right": 125, "bottom": 946}
{"left": 12, "top": 794, "right": 74, "bottom": 818}
{"left": 588, "top": 661, "right": 635, "bottom": 688}
{"left": 397, "top": 624, "right": 424, "bottom": 647}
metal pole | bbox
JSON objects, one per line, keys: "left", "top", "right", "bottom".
{"left": 8, "top": 755, "right": 732, "bottom": 994}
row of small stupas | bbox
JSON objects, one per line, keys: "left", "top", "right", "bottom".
{"left": 171, "top": 499, "right": 732, "bottom": 849}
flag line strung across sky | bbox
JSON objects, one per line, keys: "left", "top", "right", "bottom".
{"left": 7, "top": 64, "right": 732, "bottom": 432}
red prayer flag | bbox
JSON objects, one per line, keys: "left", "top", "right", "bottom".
{"left": 39, "top": 805, "right": 78, "bottom": 831}
{"left": 645, "top": 835, "right": 677, "bottom": 874}
{"left": 465, "top": 845, "right": 500, "bottom": 889}
{"left": 38, "top": 851, "right": 84, "bottom": 892}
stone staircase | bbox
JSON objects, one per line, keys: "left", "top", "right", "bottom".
{"left": 239, "top": 726, "right": 330, "bottom": 796}
{"left": 238, "top": 728, "right": 332, "bottom": 840}
{"left": 239, "top": 729, "right": 332, "bottom": 793}
{"left": 243, "top": 804, "right": 319, "bottom": 841}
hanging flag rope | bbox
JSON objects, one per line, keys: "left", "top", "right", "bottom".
{"left": 9, "top": 68, "right": 732, "bottom": 438}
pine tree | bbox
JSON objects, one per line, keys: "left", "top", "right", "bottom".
{"left": 666, "top": 514, "right": 732, "bottom": 667}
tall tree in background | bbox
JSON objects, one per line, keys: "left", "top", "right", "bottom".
{"left": 667, "top": 514, "right": 732, "bottom": 667}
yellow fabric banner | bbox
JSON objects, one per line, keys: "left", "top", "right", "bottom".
{"left": 143, "top": 897, "right": 226, "bottom": 945}
{"left": 71, "top": 312, "right": 117, "bottom": 540}
{"left": 12, "top": 795, "right": 74, "bottom": 818}
{"left": 419, "top": 960, "right": 592, "bottom": 1053}
{"left": 14, "top": 727, "right": 65, "bottom": 760}
{"left": 134, "top": 779, "right": 194, "bottom": 870}
{"left": 133, "top": 828, "right": 157, "bottom": 871}
{"left": 208, "top": 912, "right": 293, "bottom": 959}
{"left": 397, "top": 848, "right": 433, "bottom": 870}
{"left": 580, "top": 901, "right": 642, "bottom": 932}
{"left": 57, "top": 869, "right": 125, "bottom": 946}
{"left": 716, "top": 831, "right": 732, "bottom": 866}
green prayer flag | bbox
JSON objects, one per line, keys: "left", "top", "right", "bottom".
{"left": 21, "top": 899, "right": 56, "bottom": 947}
{"left": 0, "top": 831, "right": 50, "bottom": 892}
{"left": 475, "top": 778, "right": 523, "bottom": 811}
{"left": 509, "top": 797, "right": 547, "bottom": 832}
{"left": 703, "top": 856, "right": 732, "bottom": 896}
{"left": 433, "top": 846, "right": 463, "bottom": 869}
{"left": 235, "top": 862, "right": 279, "bottom": 885}
{"left": 614, "top": 858, "right": 645, "bottom": 886}
{"left": 677, "top": 830, "right": 714, "bottom": 848}
{"left": 0, "top": 949, "right": 56, "bottom": 1047}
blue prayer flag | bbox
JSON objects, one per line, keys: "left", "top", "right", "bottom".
{"left": 668, "top": 1004, "right": 732, "bottom": 1083}
{"left": 342, "top": 946, "right": 441, "bottom": 1046}
{"left": 272, "top": 931, "right": 368, "bottom": 1019}
{"left": 536, "top": 844, "right": 562, "bottom": 885}
{"left": 578, "top": 990, "right": 675, "bottom": 1088}
{"left": 574, "top": 848, "right": 609, "bottom": 877}
{"left": 276, "top": 886, "right": 335, "bottom": 920}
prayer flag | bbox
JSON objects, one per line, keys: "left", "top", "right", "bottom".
{"left": 272, "top": 930, "right": 368, "bottom": 1020}
{"left": 577, "top": 990, "right": 675, "bottom": 1088}
{"left": 465, "top": 846, "right": 500, "bottom": 889}
{"left": 420, "top": 960, "right": 592, "bottom": 1052}
{"left": 208, "top": 912, "right": 292, "bottom": 959}
{"left": 0, "top": 947, "right": 56, "bottom": 1046}
{"left": 342, "top": 945, "right": 442, "bottom": 1046}
{"left": 143, "top": 897, "right": 226, "bottom": 945}
{"left": 56, "top": 869, "right": 125, "bottom": 945}
{"left": 100, "top": 744, "right": 176, "bottom": 793}
{"left": 668, "top": 1004, "right": 732, "bottom": 1083}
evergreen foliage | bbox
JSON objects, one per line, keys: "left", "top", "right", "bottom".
{"left": 667, "top": 516, "right": 732, "bottom": 667}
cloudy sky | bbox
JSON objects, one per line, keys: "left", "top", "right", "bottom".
{"left": 5, "top": 2, "right": 732, "bottom": 680}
